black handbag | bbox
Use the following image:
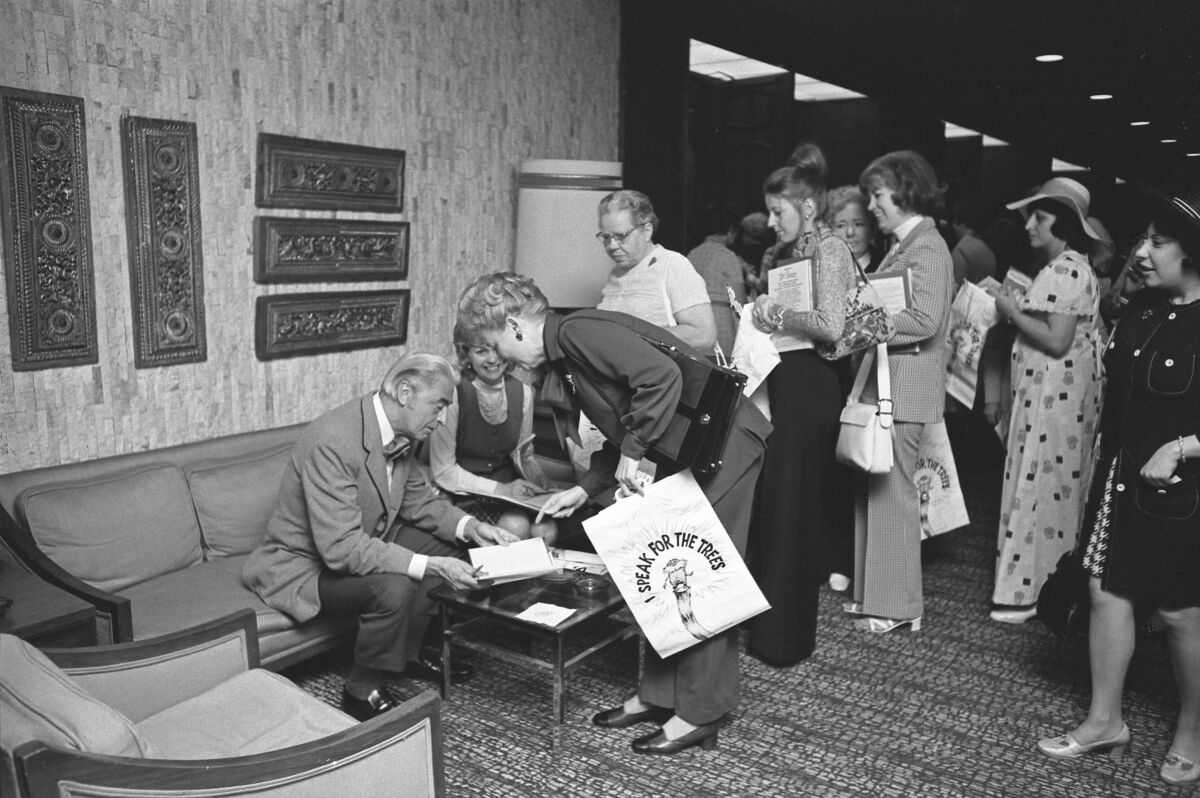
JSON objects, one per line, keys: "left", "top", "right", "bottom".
{"left": 1036, "top": 550, "right": 1090, "bottom": 638}
{"left": 638, "top": 334, "right": 746, "bottom": 473}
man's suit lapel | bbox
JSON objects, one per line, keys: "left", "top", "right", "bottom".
{"left": 359, "top": 395, "right": 393, "bottom": 516}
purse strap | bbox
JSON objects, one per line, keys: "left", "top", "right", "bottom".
{"left": 847, "top": 344, "right": 893, "bottom": 423}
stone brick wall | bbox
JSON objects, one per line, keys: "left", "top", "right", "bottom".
{"left": 0, "top": 0, "right": 619, "bottom": 470}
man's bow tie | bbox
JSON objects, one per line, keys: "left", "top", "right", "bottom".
{"left": 383, "top": 436, "right": 412, "bottom": 462}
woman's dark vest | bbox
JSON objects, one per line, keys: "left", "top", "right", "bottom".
{"left": 455, "top": 376, "right": 523, "bottom": 483}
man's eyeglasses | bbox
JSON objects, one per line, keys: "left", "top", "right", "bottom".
{"left": 595, "top": 226, "right": 642, "bottom": 246}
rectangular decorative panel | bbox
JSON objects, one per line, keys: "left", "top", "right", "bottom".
{"left": 0, "top": 87, "right": 99, "bottom": 370}
{"left": 255, "top": 133, "right": 405, "bottom": 212}
{"left": 253, "top": 217, "right": 409, "bottom": 283}
{"left": 121, "top": 115, "right": 207, "bottom": 367}
{"left": 255, "top": 290, "right": 409, "bottom": 361}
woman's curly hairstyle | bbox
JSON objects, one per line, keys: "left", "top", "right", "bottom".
{"left": 859, "top": 150, "right": 946, "bottom": 217}
{"left": 456, "top": 272, "right": 550, "bottom": 343}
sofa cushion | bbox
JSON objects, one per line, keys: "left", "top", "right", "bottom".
{"left": 16, "top": 464, "right": 203, "bottom": 593}
{"left": 121, "top": 555, "right": 299, "bottom": 639}
{"left": 0, "top": 633, "right": 157, "bottom": 760}
{"left": 138, "top": 669, "right": 353, "bottom": 759}
{"left": 184, "top": 445, "right": 293, "bottom": 558}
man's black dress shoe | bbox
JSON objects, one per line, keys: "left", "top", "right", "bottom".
{"left": 341, "top": 686, "right": 401, "bottom": 722}
{"left": 631, "top": 721, "right": 721, "bottom": 755}
{"left": 592, "top": 704, "right": 673, "bottom": 729}
{"left": 403, "top": 649, "right": 475, "bottom": 685}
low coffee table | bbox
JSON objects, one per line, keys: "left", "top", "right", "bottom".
{"left": 431, "top": 571, "right": 640, "bottom": 729}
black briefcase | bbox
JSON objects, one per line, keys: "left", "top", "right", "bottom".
{"left": 640, "top": 335, "right": 747, "bottom": 473}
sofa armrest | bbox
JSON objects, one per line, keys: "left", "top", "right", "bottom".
{"left": 0, "top": 505, "right": 132, "bottom": 643}
{"left": 12, "top": 690, "right": 445, "bottom": 798}
{"left": 43, "top": 610, "right": 259, "bottom": 722}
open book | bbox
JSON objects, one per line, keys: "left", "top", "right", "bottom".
{"left": 468, "top": 537, "right": 558, "bottom": 584}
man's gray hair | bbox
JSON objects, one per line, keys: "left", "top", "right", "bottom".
{"left": 379, "top": 352, "right": 456, "bottom": 401}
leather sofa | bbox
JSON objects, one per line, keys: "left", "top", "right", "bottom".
{"left": 0, "top": 610, "right": 445, "bottom": 797}
{"left": 0, "top": 424, "right": 355, "bottom": 669}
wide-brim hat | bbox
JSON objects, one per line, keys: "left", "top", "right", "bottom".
{"left": 1006, "top": 177, "right": 1105, "bottom": 242}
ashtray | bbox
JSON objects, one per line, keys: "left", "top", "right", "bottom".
{"left": 573, "top": 574, "right": 608, "bottom": 595}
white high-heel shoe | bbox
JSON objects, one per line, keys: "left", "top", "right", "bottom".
{"left": 1161, "top": 752, "right": 1200, "bottom": 785}
{"left": 854, "top": 616, "right": 921, "bottom": 633}
{"left": 1037, "top": 723, "right": 1130, "bottom": 762}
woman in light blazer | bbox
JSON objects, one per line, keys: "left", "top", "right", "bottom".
{"left": 846, "top": 150, "right": 954, "bottom": 633}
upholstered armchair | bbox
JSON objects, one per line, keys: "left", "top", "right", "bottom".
{"left": 0, "top": 610, "right": 445, "bottom": 797}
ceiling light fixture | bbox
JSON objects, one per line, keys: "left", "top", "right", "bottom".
{"left": 1162, "top": 138, "right": 1178, "bottom": 144}
{"left": 1035, "top": 54, "right": 1064, "bottom": 63}
{"left": 1089, "top": 93, "right": 1113, "bottom": 100}
{"left": 1188, "top": 152, "right": 1200, "bottom": 158}
{"left": 1130, "top": 121, "right": 1150, "bottom": 127}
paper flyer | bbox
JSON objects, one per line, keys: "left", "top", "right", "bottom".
{"left": 730, "top": 309, "right": 779, "bottom": 421}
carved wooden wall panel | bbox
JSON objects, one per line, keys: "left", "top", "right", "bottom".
{"left": 0, "top": 87, "right": 99, "bottom": 370}
{"left": 121, "top": 115, "right": 207, "bottom": 367}
{"left": 253, "top": 217, "right": 409, "bottom": 283}
{"left": 255, "top": 290, "right": 409, "bottom": 361}
{"left": 255, "top": 133, "right": 405, "bottom": 212}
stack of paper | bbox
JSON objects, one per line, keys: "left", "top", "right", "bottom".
{"left": 468, "top": 537, "right": 558, "bottom": 584}
{"left": 549, "top": 548, "right": 608, "bottom": 576}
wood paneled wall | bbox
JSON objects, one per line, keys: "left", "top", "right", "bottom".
{"left": 0, "top": 0, "right": 619, "bottom": 471}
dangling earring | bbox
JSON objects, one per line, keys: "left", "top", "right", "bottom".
{"left": 507, "top": 318, "right": 524, "bottom": 341}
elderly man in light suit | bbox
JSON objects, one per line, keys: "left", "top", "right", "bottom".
{"left": 244, "top": 352, "right": 516, "bottom": 720}
{"left": 848, "top": 150, "right": 954, "bottom": 634}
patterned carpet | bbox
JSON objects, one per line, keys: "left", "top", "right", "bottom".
{"left": 285, "top": 413, "right": 1193, "bottom": 797}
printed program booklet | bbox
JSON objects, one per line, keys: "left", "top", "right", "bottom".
{"left": 767, "top": 256, "right": 816, "bottom": 352}
{"left": 468, "top": 537, "right": 558, "bottom": 584}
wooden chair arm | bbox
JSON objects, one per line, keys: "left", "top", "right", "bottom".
{"left": 43, "top": 610, "right": 259, "bottom": 722}
{"left": 13, "top": 691, "right": 445, "bottom": 798}
{"left": 0, "top": 504, "right": 132, "bottom": 643}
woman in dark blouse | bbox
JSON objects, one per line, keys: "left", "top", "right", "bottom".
{"left": 457, "top": 272, "right": 771, "bottom": 756}
{"left": 1038, "top": 181, "right": 1200, "bottom": 787}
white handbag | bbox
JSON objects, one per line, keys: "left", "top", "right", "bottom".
{"left": 835, "top": 343, "right": 894, "bottom": 473}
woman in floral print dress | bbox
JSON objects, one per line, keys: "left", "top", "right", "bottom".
{"left": 987, "top": 178, "right": 1106, "bottom": 622}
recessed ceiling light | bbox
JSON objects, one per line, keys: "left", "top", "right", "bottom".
{"left": 1035, "top": 54, "right": 1064, "bottom": 63}
{"left": 1089, "top": 93, "right": 1113, "bottom": 100}
{"left": 1130, "top": 120, "right": 1150, "bottom": 127}
{"left": 1162, "top": 138, "right": 1178, "bottom": 144}
{"left": 1188, "top": 152, "right": 1200, "bottom": 158}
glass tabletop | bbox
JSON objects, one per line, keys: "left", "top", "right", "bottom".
{"left": 431, "top": 570, "right": 626, "bottom": 633}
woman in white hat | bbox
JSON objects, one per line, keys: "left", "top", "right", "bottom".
{"left": 986, "top": 177, "right": 1105, "bottom": 623}
{"left": 1038, "top": 180, "right": 1200, "bottom": 786}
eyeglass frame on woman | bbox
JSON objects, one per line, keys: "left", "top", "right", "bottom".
{"left": 595, "top": 223, "right": 647, "bottom": 246}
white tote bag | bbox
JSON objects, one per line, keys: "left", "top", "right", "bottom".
{"left": 584, "top": 470, "right": 769, "bottom": 658}
{"left": 914, "top": 420, "right": 970, "bottom": 538}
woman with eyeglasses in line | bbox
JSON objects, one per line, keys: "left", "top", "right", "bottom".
{"left": 570, "top": 191, "right": 718, "bottom": 484}
{"left": 594, "top": 190, "right": 716, "bottom": 352}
